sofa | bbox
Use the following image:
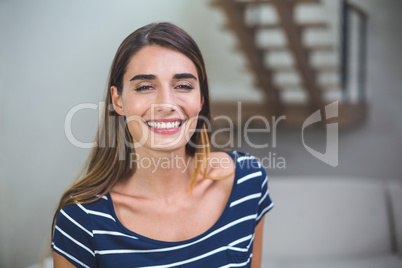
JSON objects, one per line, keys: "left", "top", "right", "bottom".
{"left": 262, "top": 176, "right": 402, "bottom": 268}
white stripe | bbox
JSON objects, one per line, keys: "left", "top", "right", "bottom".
{"left": 258, "top": 188, "right": 269, "bottom": 205}
{"left": 226, "top": 246, "right": 248, "bottom": 252}
{"left": 93, "top": 230, "right": 138, "bottom": 240}
{"left": 256, "top": 202, "right": 274, "bottom": 222}
{"left": 246, "top": 234, "right": 255, "bottom": 248}
{"left": 229, "top": 233, "right": 255, "bottom": 251}
{"left": 230, "top": 193, "right": 261, "bottom": 207}
{"left": 219, "top": 254, "right": 252, "bottom": 268}
{"left": 96, "top": 195, "right": 108, "bottom": 200}
{"left": 261, "top": 176, "right": 268, "bottom": 189}
{"left": 55, "top": 226, "right": 95, "bottom": 256}
{"left": 228, "top": 235, "right": 253, "bottom": 247}
{"left": 95, "top": 214, "right": 257, "bottom": 255}
{"left": 238, "top": 171, "right": 262, "bottom": 184}
{"left": 60, "top": 209, "right": 93, "bottom": 237}
{"left": 236, "top": 155, "right": 255, "bottom": 162}
{"left": 52, "top": 243, "right": 91, "bottom": 268}
{"left": 77, "top": 203, "right": 116, "bottom": 222}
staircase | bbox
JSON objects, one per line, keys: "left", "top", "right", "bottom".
{"left": 210, "top": 0, "right": 368, "bottom": 128}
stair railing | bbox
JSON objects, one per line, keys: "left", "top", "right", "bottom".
{"left": 340, "top": 0, "right": 368, "bottom": 104}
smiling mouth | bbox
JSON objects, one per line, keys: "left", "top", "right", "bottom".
{"left": 145, "top": 120, "right": 185, "bottom": 129}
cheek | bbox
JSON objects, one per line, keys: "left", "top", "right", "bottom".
{"left": 186, "top": 98, "right": 203, "bottom": 129}
{"left": 121, "top": 98, "right": 148, "bottom": 140}
{"left": 122, "top": 96, "right": 148, "bottom": 116}
{"left": 125, "top": 116, "right": 150, "bottom": 145}
{"left": 187, "top": 93, "right": 203, "bottom": 112}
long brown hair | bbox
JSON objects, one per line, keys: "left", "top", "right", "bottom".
{"left": 52, "top": 22, "right": 212, "bottom": 237}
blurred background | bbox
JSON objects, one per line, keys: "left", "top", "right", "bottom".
{"left": 1, "top": 0, "right": 402, "bottom": 267}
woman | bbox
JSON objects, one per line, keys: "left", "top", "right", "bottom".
{"left": 52, "top": 22, "right": 273, "bottom": 268}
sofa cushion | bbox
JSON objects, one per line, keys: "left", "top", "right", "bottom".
{"left": 262, "top": 176, "right": 392, "bottom": 261}
{"left": 263, "top": 254, "right": 402, "bottom": 268}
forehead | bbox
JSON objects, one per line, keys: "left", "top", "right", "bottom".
{"left": 125, "top": 45, "right": 198, "bottom": 78}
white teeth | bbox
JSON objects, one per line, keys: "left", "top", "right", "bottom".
{"left": 147, "top": 121, "right": 182, "bottom": 129}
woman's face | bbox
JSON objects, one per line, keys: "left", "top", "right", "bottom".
{"left": 111, "top": 45, "right": 204, "bottom": 153}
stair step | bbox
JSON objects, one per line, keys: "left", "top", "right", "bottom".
{"left": 263, "top": 44, "right": 333, "bottom": 52}
{"left": 314, "top": 65, "right": 339, "bottom": 72}
{"left": 306, "top": 44, "right": 334, "bottom": 52}
{"left": 320, "top": 83, "right": 343, "bottom": 90}
{"left": 270, "top": 65, "right": 338, "bottom": 73}
{"left": 276, "top": 82, "right": 341, "bottom": 90}
{"left": 290, "top": 0, "right": 320, "bottom": 3}
{"left": 235, "top": 0, "right": 320, "bottom": 5}
{"left": 251, "top": 22, "right": 327, "bottom": 30}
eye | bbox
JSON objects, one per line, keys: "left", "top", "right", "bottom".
{"left": 176, "top": 84, "right": 194, "bottom": 90}
{"left": 135, "top": 85, "right": 153, "bottom": 92}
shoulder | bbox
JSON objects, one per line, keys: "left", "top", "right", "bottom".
{"left": 59, "top": 196, "right": 110, "bottom": 214}
{"left": 204, "top": 151, "right": 235, "bottom": 191}
{"left": 52, "top": 200, "right": 106, "bottom": 267}
{"left": 192, "top": 151, "right": 235, "bottom": 205}
{"left": 54, "top": 203, "right": 91, "bottom": 236}
{"left": 55, "top": 196, "right": 113, "bottom": 231}
{"left": 206, "top": 150, "right": 267, "bottom": 190}
{"left": 225, "top": 152, "right": 273, "bottom": 224}
{"left": 228, "top": 151, "right": 267, "bottom": 190}
{"left": 208, "top": 151, "right": 236, "bottom": 175}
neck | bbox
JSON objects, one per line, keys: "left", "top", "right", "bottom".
{"left": 123, "top": 147, "right": 197, "bottom": 200}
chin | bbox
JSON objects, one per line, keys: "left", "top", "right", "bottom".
{"left": 147, "top": 139, "right": 189, "bottom": 152}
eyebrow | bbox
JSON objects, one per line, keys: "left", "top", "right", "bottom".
{"left": 129, "top": 73, "right": 197, "bottom": 82}
{"left": 130, "top": 74, "right": 156, "bottom": 82}
{"left": 173, "top": 73, "right": 197, "bottom": 81}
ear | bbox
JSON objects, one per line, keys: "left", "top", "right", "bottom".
{"left": 110, "top": 86, "right": 125, "bottom": 116}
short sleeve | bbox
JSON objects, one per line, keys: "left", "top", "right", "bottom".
{"left": 52, "top": 203, "right": 96, "bottom": 268}
{"left": 256, "top": 165, "right": 274, "bottom": 225}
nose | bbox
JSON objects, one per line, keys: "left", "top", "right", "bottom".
{"left": 153, "top": 87, "right": 177, "bottom": 114}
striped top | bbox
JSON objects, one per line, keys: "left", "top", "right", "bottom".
{"left": 52, "top": 151, "right": 274, "bottom": 268}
